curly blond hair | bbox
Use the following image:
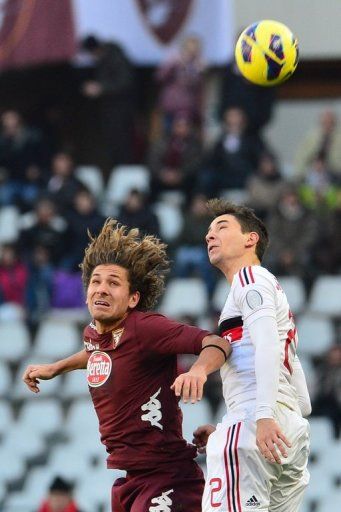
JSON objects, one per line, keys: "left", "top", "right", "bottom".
{"left": 80, "top": 219, "right": 169, "bottom": 310}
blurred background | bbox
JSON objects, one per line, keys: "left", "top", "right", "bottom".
{"left": 0, "top": 0, "right": 340, "bottom": 511}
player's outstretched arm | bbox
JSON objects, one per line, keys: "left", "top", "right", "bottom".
{"left": 193, "top": 424, "right": 216, "bottom": 454}
{"left": 23, "top": 349, "right": 89, "bottom": 394}
{"left": 171, "top": 334, "right": 230, "bottom": 403}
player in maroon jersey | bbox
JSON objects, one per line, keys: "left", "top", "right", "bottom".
{"left": 23, "top": 219, "right": 230, "bottom": 512}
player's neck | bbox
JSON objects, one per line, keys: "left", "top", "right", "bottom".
{"left": 94, "top": 313, "right": 128, "bottom": 334}
{"left": 223, "top": 256, "right": 260, "bottom": 284}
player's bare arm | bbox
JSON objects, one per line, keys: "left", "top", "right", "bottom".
{"left": 23, "top": 349, "right": 89, "bottom": 394}
{"left": 193, "top": 424, "right": 216, "bottom": 454}
{"left": 171, "top": 334, "right": 230, "bottom": 403}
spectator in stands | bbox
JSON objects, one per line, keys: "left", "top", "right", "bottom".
{"left": 81, "top": 36, "right": 135, "bottom": 174}
{"left": 294, "top": 109, "right": 341, "bottom": 178}
{"left": 298, "top": 154, "right": 340, "bottom": 214}
{"left": 199, "top": 107, "right": 265, "bottom": 197}
{"left": 26, "top": 245, "right": 54, "bottom": 325}
{"left": 264, "top": 188, "right": 318, "bottom": 282}
{"left": 20, "top": 198, "right": 68, "bottom": 265}
{"left": 63, "top": 188, "right": 105, "bottom": 271}
{"left": 247, "top": 151, "right": 287, "bottom": 219}
{"left": 312, "top": 345, "right": 341, "bottom": 438}
{"left": 0, "top": 243, "right": 28, "bottom": 307}
{"left": 220, "top": 58, "right": 276, "bottom": 134}
{"left": 117, "top": 188, "right": 160, "bottom": 237}
{"left": 174, "top": 194, "right": 217, "bottom": 297}
{"left": 37, "top": 475, "right": 83, "bottom": 512}
{"left": 155, "top": 35, "right": 206, "bottom": 132}
{"left": 47, "top": 152, "right": 86, "bottom": 214}
{"left": 148, "top": 114, "right": 203, "bottom": 201}
{"left": 0, "top": 110, "right": 47, "bottom": 210}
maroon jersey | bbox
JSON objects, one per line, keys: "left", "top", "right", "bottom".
{"left": 84, "top": 309, "right": 210, "bottom": 471}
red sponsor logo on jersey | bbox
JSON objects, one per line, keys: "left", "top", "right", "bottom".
{"left": 222, "top": 326, "right": 243, "bottom": 344}
{"left": 87, "top": 351, "right": 112, "bottom": 388}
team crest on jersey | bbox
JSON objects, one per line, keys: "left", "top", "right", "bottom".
{"left": 87, "top": 351, "right": 112, "bottom": 387}
{"left": 112, "top": 328, "right": 124, "bottom": 349}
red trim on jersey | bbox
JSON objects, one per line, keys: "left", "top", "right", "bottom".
{"left": 221, "top": 326, "right": 243, "bottom": 344}
{"left": 238, "top": 270, "right": 245, "bottom": 287}
{"left": 248, "top": 266, "right": 255, "bottom": 283}
{"left": 224, "top": 427, "right": 232, "bottom": 512}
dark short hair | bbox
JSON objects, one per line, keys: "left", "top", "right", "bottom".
{"left": 207, "top": 199, "right": 269, "bottom": 261}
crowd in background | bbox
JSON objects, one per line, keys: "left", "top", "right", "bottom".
{"left": 0, "top": 35, "right": 340, "bottom": 443}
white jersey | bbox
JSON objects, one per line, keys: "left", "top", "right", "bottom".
{"left": 219, "top": 265, "right": 300, "bottom": 417}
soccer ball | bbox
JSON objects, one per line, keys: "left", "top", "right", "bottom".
{"left": 235, "top": 19, "right": 299, "bottom": 87}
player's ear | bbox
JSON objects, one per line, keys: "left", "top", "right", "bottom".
{"left": 246, "top": 231, "right": 259, "bottom": 248}
{"left": 129, "top": 291, "right": 140, "bottom": 309}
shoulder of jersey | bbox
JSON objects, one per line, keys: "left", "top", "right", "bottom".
{"left": 234, "top": 265, "right": 275, "bottom": 289}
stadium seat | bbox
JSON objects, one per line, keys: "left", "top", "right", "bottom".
{"left": 0, "top": 320, "right": 30, "bottom": 363}
{"left": 304, "top": 463, "right": 333, "bottom": 503}
{"left": 48, "top": 445, "right": 90, "bottom": 482}
{"left": 309, "top": 417, "right": 334, "bottom": 460}
{"left": 159, "top": 278, "right": 208, "bottom": 318}
{"left": 318, "top": 488, "right": 341, "bottom": 512}
{"left": 0, "top": 400, "right": 13, "bottom": 436}
{"left": 75, "top": 466, "right": 126, "bottom": 511}
{"left": 296, "top": 314, "right": 335, "bottom": 357}
{"left": 18, "top": 399, "right": 63, "bottom": 436}
{"left": 105, "top": 165, "right": 150, "bottom": 205}
{"left": 277, "top": 276, "right": 306, "bottom": 314}
{"left": 153, "top": 201, "right": 183, "bottom": 242}
{"left": 62, "top": 369, "right": 88, "bottom": 399}
{"left": 4, "top": 425, "right": 45, "bottom": 459}
{"left": 211, "top": 278, "right": 231, "bottom": 312}
{"left": 33, "top": 319, "right": 81, "bottom": 359}
{"left": 75, "top": 165, "right": 104, "bottom": 198}
{"left": 7, "top": 466, "right": 59, "bottom": 511}
{"left": 0, "top": 206, "right": 20, "bottom": 243}
{"left": 64, "top": 398, "right": 99, "bottom": 438}
{"left": 0, "top": 447, "right": 25, "bottom": 483}
{"left": 0, "top": 361, "right": 12, "bottom": 397}
{"left": 308, "top": 275, "right": 341, "bottom": 317}
{"left": 180, "top": 398, "right": 213, "bottom": 443}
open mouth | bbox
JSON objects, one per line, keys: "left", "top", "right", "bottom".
{"left": 208, "top": 246, "right": 218, "bottom": 254}
{"left": 94, "top": 300, "right": 110, "bottom": 307}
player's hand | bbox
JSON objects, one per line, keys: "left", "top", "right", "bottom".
{"left": 22, "top": 364, "right": 58, "bottom": 394}
{"left": 170, "top": 367, "right": 207, "bottom": 403}
{"left": 256, "top": 418, "right": 291, "bottom": 464}
{"left": 193, "top": 424, "right": 216, "bottom": 453}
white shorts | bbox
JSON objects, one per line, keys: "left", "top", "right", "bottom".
{"left": 202, "top": 403, "right": 310, "bottom": 512}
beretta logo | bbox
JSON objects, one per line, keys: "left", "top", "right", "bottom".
{"left": 87, "top": 351, "right": 112, "bottom": 388}
{"left": 135, "top": 0, "right": 193, "bottom": 44}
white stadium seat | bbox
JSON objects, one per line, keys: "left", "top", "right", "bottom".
{"left": 0, "top": 361, "right": 12, "bottom": 397}
{"left": 75, "top": 165, "right": 104, "bottom": 198}
{"left": 153, "top": 201, "right": 183, "bottom": 242}
{"left": 0, "top": 206, "right": 20, "bottom": 243}
{"left": 308, "top": 275, "right": 341, "bottom": 317}
{"left": 62, "top": 369, "right": 88, "bottom": 399}
{"left": 212, "top": 278, "right": 231, "bottom": 312}
{"left": 105, "top": 165, "right": 150, "bottom": 205}
{"left": 0, "top": 447, "right": 25, "bottom": 483}
{"left": 48, "top": 445, "right": 90, "bottom": 482}
{"left": 277, "top": 276, "right": 306, "bottom": 314}
{"left": 64, "top": 398, "right": 99, "bottom": 438}
{"left": 0, "top": 320, "right": 30, "bottom": 363}
{"left": 4, "top": 425, "right": 45, "bottom": 459}
{"left": 0, "top": 400, "right": 14, "bottom": 436}
{"left": 33, "top": 319, "right": 81, "bottom": 359}
{"left": 75, "top": 466, "right": 126, "bottom": 512}
{"left": 159, "top": 278, "right": 208, "bottom": 318}
{"left": 18, "top": 399, "right": 63, "bottom": 436}
{"left": 296, "top": 314, "right": 334, "bottom": 357}
{"left": 8, "top": 466, "right": 59, "bottom": 511}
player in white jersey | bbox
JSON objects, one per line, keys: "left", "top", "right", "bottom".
{"left": 194, "top": 199, "right": 311, "bottom": 512}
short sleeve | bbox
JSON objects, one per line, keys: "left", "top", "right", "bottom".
{"left": 136, "top": 313, "right": 210, "bottom": 355}
{"left": 233, "top": 268, "right": 277, "bottom": 327}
